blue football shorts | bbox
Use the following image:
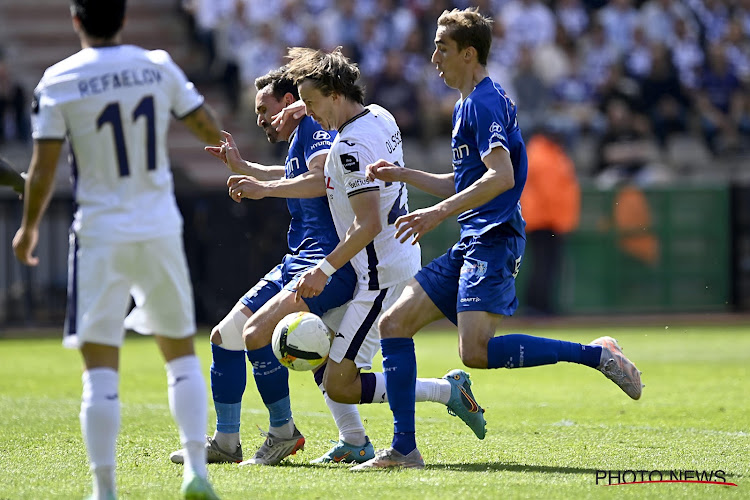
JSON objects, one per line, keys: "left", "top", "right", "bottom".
{"left": 415, "top": 225, "right": 526, "bottom": 325}
{"left": 240, "top": 253, "right": 356, "bottom": 317}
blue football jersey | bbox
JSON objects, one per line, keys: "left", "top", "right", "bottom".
{"left": 285, "top": 116, "right": 339, "bottom": 257}
{"left": 450, "top": 77, "right": 527, "bottom": 237}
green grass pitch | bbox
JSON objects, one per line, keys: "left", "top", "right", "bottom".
{"left": 0, "top": 325, "right": 747, "bottom": 499}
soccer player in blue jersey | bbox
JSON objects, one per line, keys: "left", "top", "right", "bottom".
{"left": 169, "top": 67, "right": 372, "bottom": 466}
{"left": 357, "top": 7, "right": 644, "bottom": 469}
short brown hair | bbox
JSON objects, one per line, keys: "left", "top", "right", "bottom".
{"left": 284, "top": 46, "right": 365, "bottom": 104}
{"left": 437, "top": 8, "right": 493, "bottom": 66}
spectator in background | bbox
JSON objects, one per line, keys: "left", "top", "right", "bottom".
{"left": 640, "top": 0, "right": 698, "bottom": 46}
{"left": 319, "top": 0, "right": 362, "bottom": 52}
{"left": 236, "top": 22, "right": 283, "bottom": 92}
{"left": 555, "top": 0, "right": 589, "bottom": 39}
{"left": 548, "top": 42, "right": 604, "bottom": 148}
{"left": 369, "top": 49, "right": 421, "bottom": 138}
{"left": 0, "top": 50, "right": 29, "bottom": 144}
{"left": 625, "top": 26, "right": 653, "bottom": 80}
{"left": 595, "top": 97, "right": 664, "bottom": 188}
{"left": 520, "top": 129, "right": 580, "bottom": 316}
{"left": 181, "top": 0, "right": 233, "bottom": 80}
{"left": 670, "top": 17, "right": 704, "bottom": 90}
{"left": 579, "top": 20, "right": 619, "bottom": 90}
{"left": 512, "top": 46, "right": 550, "bottom": 134}
{"left": 723, "top": 19, "right": 750, "bottom": 84}
{"left": 639, "top": 43, "right": 689, "bottom": 149}
{"left": 500, "top": 0, "right": 556, "bottom": 50}
{"left": 692, "top": 42, "right": 750, "bottom": 155}
{"left": 598, "top": 0, "right": 639, "bottom": 55}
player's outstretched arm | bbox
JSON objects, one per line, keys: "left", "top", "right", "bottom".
{"left": 392, "top": 148, "right": 515, "bottom": 245}
{"left": 0, "top": 156, "right": 25, "bottom": 195}
{"left": 13, "top": 139, "right": 64, "bottom": 266}
{"left": 180, "top": 102, "right": 222, "bottom": 145}
{"left": 366, "top": 160, "right": 455, "bottom": 199}
{"left": 206, "top": 130, "right": 286, "bottom": 180}
{"left": 226, "top": 154, "right": 327, "bottom": 201}
{"left": 423, "top": 147, "right": 514, "bottom": 219}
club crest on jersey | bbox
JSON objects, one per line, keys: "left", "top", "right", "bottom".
{"left": 340, "top": 152, "right": 360, "bottom": 173}
{"left": 313, "top": 130, "right": 331, "bottom": 141}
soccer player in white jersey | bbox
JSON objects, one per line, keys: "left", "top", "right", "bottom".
{"left": 227, "top": 48, "right": 488, "bottom": 459}
{"left": 358, "top": 8, "right": 643, "bottom": 470}
{"left": 12, "top": 1, "right": 222, "bottom": 498}
{"left": 169, "top": 67, "right": 371, "bottom": 467}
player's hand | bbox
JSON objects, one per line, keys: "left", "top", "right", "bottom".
{"left": 366, "top": 160, "right": 403, "bottom": 183}
{"left": 206, "top": 131, "right": 247, "bottom": 174}
{"left": 227, "top": 175, "right": 267, "bottom": 202}
{"left": 294, "top": 267, "right": 327, "bottom": 302}
{"left": 12, "top": 227, "right": 40, "bottom": 266}
{"left": 394, "top": 207, "right": 444, "bottom": 245}
{"left": 272, "top": 100, "right": 307, "bottom": 134}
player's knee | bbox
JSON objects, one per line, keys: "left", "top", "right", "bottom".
{"left": 242, "top": 323, "right": 270, "bottom": 351}
{"left": 212, "top": 308, "right": 248, "bottom": 351}
{"left": 378, "top": 309, "right": 400, "bottom": 339}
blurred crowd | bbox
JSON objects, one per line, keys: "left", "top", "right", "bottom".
{"left": 180, "top": 0, "right": 750, "bottom": 184}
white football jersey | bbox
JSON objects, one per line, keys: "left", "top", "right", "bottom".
{"left": 31, "top": 45, "right": 204, "bottom": 243}
{"left": 325, "top": 104, "right": 421, "bottom": 290}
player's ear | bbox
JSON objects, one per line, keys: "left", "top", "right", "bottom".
{"left": 283, "top": 93, "right": 296, "bottom": 107}
{"left": 71, "top": 13, "right": 82, "bottom": 33}
{"left": 464, "top": 47, "right": 475, "bottom": 61}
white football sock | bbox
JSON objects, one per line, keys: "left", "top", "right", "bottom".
{"left": 166, "top": 355, "right": 208, "bottom": 479}
{"left": 80, "top": 368, "right": 120, "bottom": 498}
{"left": 416, "top": 378, "right": 452, "bottom": 404}
{"left": 212, "top": 430, "right": 240, "bottom": 451}
{"left": 318, "top": 383, "right": 367, "bottom": 446}
{"left": 371, "top": 372, "right": 451, "bottom": 404}
{"left": 269, "top": 418, "right": 296, "bottom": 439}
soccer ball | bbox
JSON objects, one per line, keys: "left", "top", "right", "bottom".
{"left": 271, "top": 312, "right": 332, "bottom": 371}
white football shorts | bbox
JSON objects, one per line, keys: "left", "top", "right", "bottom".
{"left": 327, "top": 280, "right": 408, "bottom": 370}
{"left": 63, "top": 233, "right": 196, "bottom": 349}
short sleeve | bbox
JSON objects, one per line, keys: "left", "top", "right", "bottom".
{"left": 470, "top": 99, "right": 510, "bottom": 159}
{"left": 302, "top": 120, "right": 334, "bottom": 163}
{"left": 150, "top": 50, "right": 204, "bottom": 119}
{"left": 339, "top": 139, "right": 380, "bottom": 198}
{"left": 31, "top": 80, "right": 67, "bottom": 140}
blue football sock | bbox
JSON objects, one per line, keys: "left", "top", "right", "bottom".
{"left": 487, "top": 334, "right": 603, "bottom": 369}
{"left": 381, "top": 337, "right": 417, "bottom": 455}
{"left": 246, "top": 344, "right": 291, "bottom": 428}
{"left": 210, "top": 344, "right": 246, "bottom": 434}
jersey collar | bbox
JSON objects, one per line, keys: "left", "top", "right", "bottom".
{"left": 338, "top": 108, "right": 370, "bottom": 134}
